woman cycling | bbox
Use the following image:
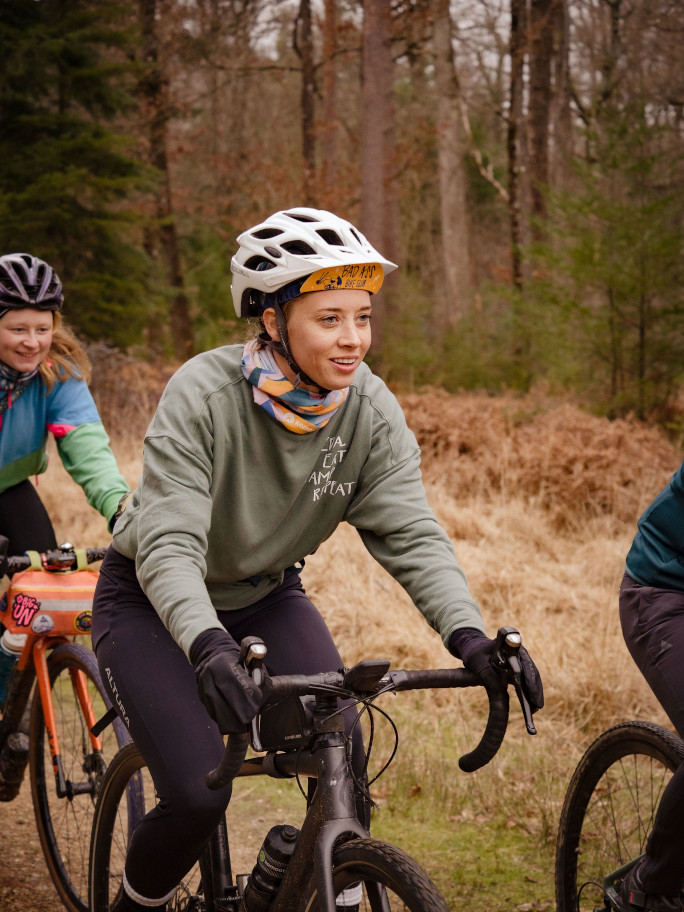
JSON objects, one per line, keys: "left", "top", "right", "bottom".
{"left": 92, "top": 207, "right": 543, "bottom": 912}
{"left": 0, "top": 252, "right": 129, "bottom": 556}
{"left": 619, "top": 458, "right": 684, "bottom": 912}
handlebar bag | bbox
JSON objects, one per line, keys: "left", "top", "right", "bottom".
{"left": 257, "top": 695, "right": 316, "bottom": 752}
{"left": 1, "top": 550, "right": 98, "bottom": 637}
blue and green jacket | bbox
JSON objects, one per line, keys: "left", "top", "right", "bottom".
{"left": 626, "top": 459, "right": 684, "bottom": 590}
{"left": 0, "top": 372, "right": 129, "bottom": 524}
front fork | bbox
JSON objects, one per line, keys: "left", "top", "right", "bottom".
{"left": 30, "top": 636, "right": 105, "bottom": 798}
{"left": 269, "top": 725, "right": 368, "bottom": 912}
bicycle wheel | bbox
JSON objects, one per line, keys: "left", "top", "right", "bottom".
{"left": 300, "top": 837, "right": 450, "bottom": 912}
{"left": 89, "top": 739, "right": 205, "bottom": 912}
{"left": 555, "top": 721, "right": 684, "bottom": 912}
{"left": 29, "top": 641, "right": 128, "bottom": 912}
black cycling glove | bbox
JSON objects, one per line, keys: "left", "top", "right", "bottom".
{"left": 448, "top": 627, "right": 502, "bottom": 693}
{"left": 190, "top": 628, "right": 265, "bottom": 735}
{"left": 448, "top": 627, "right": 544, "bottom": 713}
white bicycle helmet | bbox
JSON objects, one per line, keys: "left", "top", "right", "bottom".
{"left": 0, "top": 253, "right": 64, "bottom": 312}
{"left": 230, "top": 207, "right": 397, "bottom": 318}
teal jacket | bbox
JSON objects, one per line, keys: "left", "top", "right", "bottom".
{"left": 113, "top": 344, "right": 484, "bottom": 657}
{"left": 0, "top": 371, "right": 128, "bottom": 525}
{"left": 626, "top": 459, "right": 684, "bottom": 590}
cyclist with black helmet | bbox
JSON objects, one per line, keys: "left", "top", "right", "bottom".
{"left": 0, "top": 252, "right": 129, "bottom": 556}
{"left": 92, "top": 208, "right": 543, "bottom": 912}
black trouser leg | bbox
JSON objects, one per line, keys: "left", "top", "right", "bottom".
{"left": 620, "top": 572, "right": 684, "bottom": 896}
{"left": 0, "top": 479, "right": 57, "bottom": 554}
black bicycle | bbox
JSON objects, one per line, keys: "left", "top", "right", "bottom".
{"left": 555, "top": 720, "right": 684, "bottom": 912}
{"left": 89, "top": 626, "right": 537, "bottom": 912}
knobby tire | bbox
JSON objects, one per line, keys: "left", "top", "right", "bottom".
{"left": 300, "top": 837, "right": 450, "bottom": 912}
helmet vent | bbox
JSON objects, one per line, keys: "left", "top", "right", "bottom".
{"left": 316, "top": 229, "right": 344, "bottom": 246}
{"left": 264, "top": 246, "right": 283, "bottom": 258}
{"left": 285, "top": 212, "right": 318, "bottom": 223}
{"left": 252, "top": 228, "right": 283, "bottom": 239}
{"left": 244, "top": 256, "right": 276, "bottom": 272}
{"left": 281, "top": 240, "right": 316, "bottom": 255}
{"left": 349, "top": 228, "right": 365, "bottom": 246}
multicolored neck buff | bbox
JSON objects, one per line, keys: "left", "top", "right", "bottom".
{"left": 241, "top": 340, "right": 347, "bottom": 434}
{"left": 0, "top": 361, "right": 40, "bottom": 416}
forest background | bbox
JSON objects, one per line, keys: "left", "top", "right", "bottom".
{"left": 2, "top": 1, "right": 684, "bottom": 909}
{"left": 2, "top": 0, "right": 683, "bottom": 422}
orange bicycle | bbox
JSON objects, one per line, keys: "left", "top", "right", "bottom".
{"left": 0, "top": 537, "right": 127, "bottom": 912}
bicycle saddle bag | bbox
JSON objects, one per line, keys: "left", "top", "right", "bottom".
{"left": 256, "top": 695, "right": 316, "bottom": 752}
{"left": 1, "top": 551, "right": 98, "bottom": 637}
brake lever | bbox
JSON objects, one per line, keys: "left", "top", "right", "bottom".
{"left": 492, "top": 626, "right": 536, "bottom": 736}
{"left": 239, "top": 636, "right": 268, "bottom": 752}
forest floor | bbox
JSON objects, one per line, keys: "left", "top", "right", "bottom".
{"left": 1, "top": 778, "right": 66, "bottom": 912}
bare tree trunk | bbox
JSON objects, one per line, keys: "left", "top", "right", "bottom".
{"left": 138, "top": 0, "right": 194, "bottom": 362}
{"left": 508, "top": 0, "right": 527, "bottom": 289}
{"left": 550, "top": 0, "right": 571, "bottom": 191}
{"left": 322, "top": 0, "right": 338, "bottom": 198}
{"left": 361, "top": 0, "right": 397, "bottom": 359}
{"left": 528, "top": 0, "right": 555, "bottom": 230}
{"left": 294, "top": 0, "right": 316, "bottom": 204}
{"left": 432, "top": 0, "right": 471, "bottom": 327}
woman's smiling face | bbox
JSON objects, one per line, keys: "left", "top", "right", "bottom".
{"left": 263, "top": 288, "right": 372, "bottom": 391}
{"left": 0, "top": 308, "right": 53, "bottom": 373}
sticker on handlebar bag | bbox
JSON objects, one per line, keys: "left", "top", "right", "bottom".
{"left": 5, "top": 568, "right": 99, "bottom": 636}
{"left": 31, "top": 614, "right": 56, "bottom": 635}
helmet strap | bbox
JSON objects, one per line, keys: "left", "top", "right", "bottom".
{"left": 261, "top": 303, "right": 331, "bottom": 395}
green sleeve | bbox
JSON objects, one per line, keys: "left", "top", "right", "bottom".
{"left": 56, "top": 422, "right": 129, "bottom": 524}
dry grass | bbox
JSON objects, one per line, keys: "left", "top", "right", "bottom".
{"left": 35, "top": 369, "right": 681, "bottom": 868}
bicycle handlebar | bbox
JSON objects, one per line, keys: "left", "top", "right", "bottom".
{"left": 206, "top": 643, "right": 519, "bottom": 790}
{"left": 385, "top": 667, "right": 510, "bottom": 772}
{"left": 0, "top": 537, "right": 108, "bottom": 575}
{"left": 259, "top": 665, "right": 510, "bottom": 773}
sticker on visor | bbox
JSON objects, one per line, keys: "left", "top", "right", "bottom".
{"left": 300, "top": 263, "right": 384, "bottom": 295}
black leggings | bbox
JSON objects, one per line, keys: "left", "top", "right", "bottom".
{"left": 0, "top": 479, "right": 57, "bottom": 554}
{"left": 620, "top": 571, "right": 684, "bottom": 896}
{"left": 92, "top": 546, "right": 366, "bottom": 906}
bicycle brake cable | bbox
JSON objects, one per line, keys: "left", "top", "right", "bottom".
{"left": 577, "top": 879, "right": 618, "bottom": 912}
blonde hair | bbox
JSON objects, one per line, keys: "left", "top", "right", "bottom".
{"left": 39, "top": 313, "right": 92, "bottom": 391}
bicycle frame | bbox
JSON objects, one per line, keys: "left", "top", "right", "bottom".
{"left": 233, "top": 695, "right": 369, "bottom": 912}
{"left": 0, "top": 630, "right": 105, "bottom": 796}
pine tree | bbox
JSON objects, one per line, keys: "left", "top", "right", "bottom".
{"left": 0, "top": 0, "right": 150, "bottom": 345}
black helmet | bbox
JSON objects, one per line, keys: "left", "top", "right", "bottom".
{"left": 0, "top": 253, "right": 64, "bottom": 311}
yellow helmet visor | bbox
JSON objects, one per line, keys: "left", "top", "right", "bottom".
{"left": 300, "top": 262, "right": 385, "bottom": 295}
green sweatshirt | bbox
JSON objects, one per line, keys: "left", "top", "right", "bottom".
{"left": 113, "top": 345, "right": 484, "bottom": 657}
